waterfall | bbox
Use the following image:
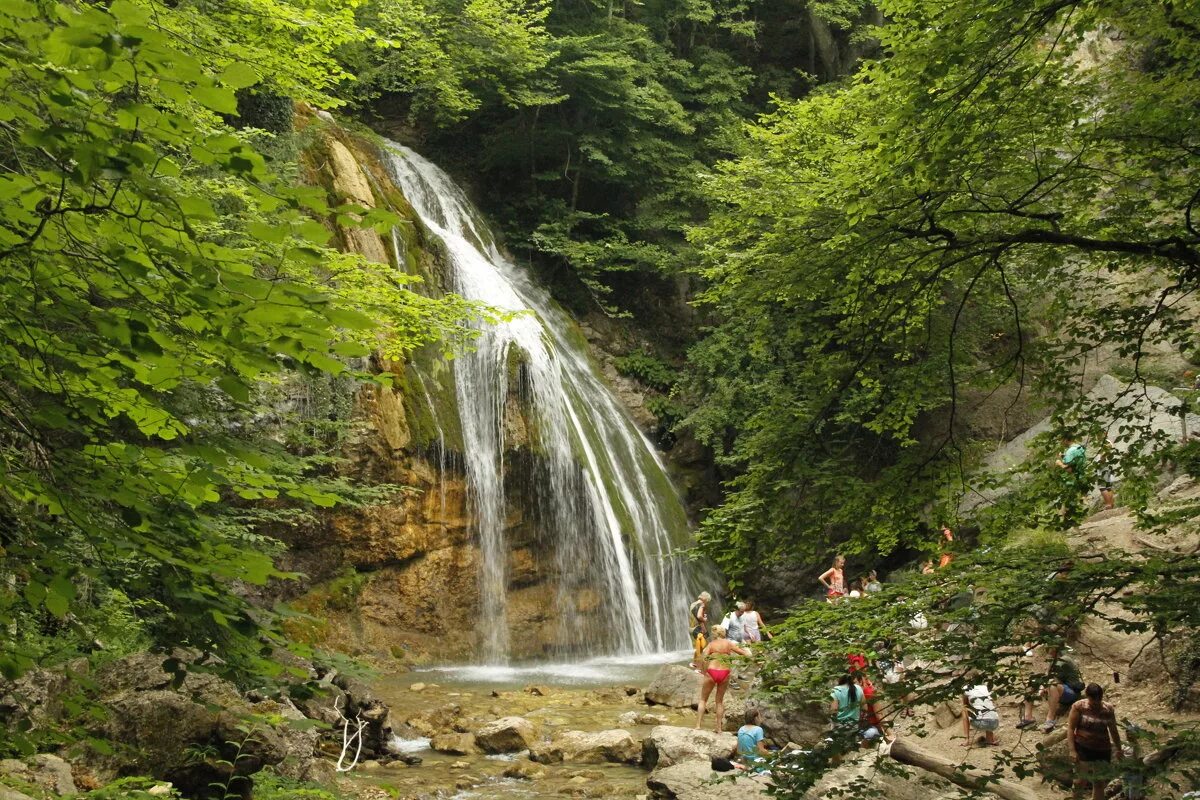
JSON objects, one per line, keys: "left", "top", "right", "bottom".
{"left": 380, "top": 141, "right": 695, "bottom": 664}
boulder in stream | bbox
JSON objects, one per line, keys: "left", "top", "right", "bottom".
{"left": 430, "top": 732, "right": 477, "bottom": 755}
{"left": 475, "top": 716, "right": 537, "bottom": 753}
{"left": 618, "top": 711, "right": 669, "bottom": 727}
{"left": 530, "top": 729, "right": 641, "bottom": 765}
{"left": 641, "top": 726, "right": 736, "bottom": 770}
{"left": 646, "top": 761, "right": 769, "bottom": 799}
{"left": 644, "top": 666, "right": 699, "bottom": 709}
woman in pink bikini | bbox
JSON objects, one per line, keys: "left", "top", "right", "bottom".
{"left": 696, "top": 625, "right": 752, "bottom": 732}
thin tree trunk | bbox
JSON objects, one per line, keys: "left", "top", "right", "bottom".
{"left": 885, "top": 738, "right": 1041, "bottom": 800}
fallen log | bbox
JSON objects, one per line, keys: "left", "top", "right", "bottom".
{"left": 883, "top": 737, "right": 1041, "bottom": 800}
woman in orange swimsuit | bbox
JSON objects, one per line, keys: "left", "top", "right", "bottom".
{"left": 696, "top": 625, "right": 752, "bottom": 733}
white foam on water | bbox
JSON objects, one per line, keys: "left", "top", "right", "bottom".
{"left": 420, "top": 650, "right": 689, "bottom": 686}
{"left": 388, "top": 735, "right": 431, "bottom": 754}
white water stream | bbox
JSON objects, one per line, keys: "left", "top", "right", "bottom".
{"left": 381, "top": 142, "right": 695, "bottom": 664}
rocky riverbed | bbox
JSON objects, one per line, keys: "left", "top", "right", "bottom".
{"left": 350, "top": 655, "right": 740, "bottom": 799}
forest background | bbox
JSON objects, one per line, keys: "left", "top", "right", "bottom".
{"left": 1, "top": 0, "right": 1199, "bottom": 793}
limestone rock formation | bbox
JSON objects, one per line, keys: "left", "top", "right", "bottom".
{"left": 618, "top": 710, "right": 669, "bottom": 727}
{"left": 430, "top": 732, "right": 477, "bottom": 755}
{"left": 530, "top": 729, "right": 641, "bottom": 765}
{"left": 0, "top": 754, "right": 77, "bottom": 796}
{"left": 81, "top": 652, "right": 330, "bottom": 791}
{"left": 645, "top": 666, "right": 699, "bottom": 709}
{"left": 800, "top": 754, "right": 955, "bottom": 800}
{"left": 646, "top": 761, "right": 770, "bottom": 799}
{"left": 475, "top": 716, "right": 537, "bottom": 753}
{"left": 642, "top": 726, "right": 737, "bottom": 770}
{"left": 743, "top": 696, "right": 827, "bottom": 746}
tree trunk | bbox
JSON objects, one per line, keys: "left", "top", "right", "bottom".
{"left": 885, "top": 738, "right": 1042, "bottom": 800}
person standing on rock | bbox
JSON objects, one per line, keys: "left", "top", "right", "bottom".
{"left": 689, "top": 591, "right": 711, "bottom": 638}
{"left": 938, "top": 524, "right": 955, "bottom": 568}
{"left": 689, "top": 592, "right": 711, "bottom": 671}
{"left": 1067, "top": 683, "right": 1121, "bottom": 800}
{"left": 1057, "top": 433, "right": 1089, "bottom": 524}
{"left": 696, "top": 625, "right": 751, "bottom": 733}
{"left": 1093, "top": 438, "right": 1117, "bottom": 510}
{"left": 742, "top": 601, "right": 769, "bottom": 642}
{"left": 962, "top": 679, "right": 1000, "bottom": 747}
{"left": 723, "top": 602, "right": 747, "bottom": 643}
{"left": 818, "top": 554, "right": 846, "bottom": 602}
{"left": 829, "top": 673, "right": 866, "bottom": 742}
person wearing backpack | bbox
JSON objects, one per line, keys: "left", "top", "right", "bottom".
{"left": 688, "top": 592, "right": 711, "bottom": 670}
{"left": 1057, "top": 434, "right": 1089, "bottom": 524}
{"left": 962, "top": 678, "right": 1000, "bottom": 747}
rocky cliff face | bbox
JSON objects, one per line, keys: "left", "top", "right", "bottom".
{"left": 273, "top": 117, "right": 619, "bottom": 662}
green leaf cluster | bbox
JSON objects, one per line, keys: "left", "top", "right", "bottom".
{"left": 0, "top": 0, "right": 470, "bottom": 709}
{"left": 682, "top": 0, "right": 1200, "bottom": 583}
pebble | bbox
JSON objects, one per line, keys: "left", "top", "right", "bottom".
{"left": 450, "top": 761, "right": 469, "bottom": 769}
{"left": 410, "top": 683, "right": 426, "bottom": 692}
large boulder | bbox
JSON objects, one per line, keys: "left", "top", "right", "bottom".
{"left": 743, "top": 696, "right": 827, "bottom": 746}
{"left": 82, "top": 652, "right": 330, "bottom": 792}
{"left": 530, "top": 729, "right": 640, "bottom": 765}
{"left": 430, "top": 733, "right": 477, "bottom": 755}
{"left": 646, "top": 761, "right": 770, "bottom": 799}
{"left": 475, "top": 717, "right": 537, "bottom": 753}
{"left": 642, "top": 726, "right": 736, "bottom": 770}
{"left": 0, "top": 754, "right": 77, "bottom": 795}
{"left": 645, "top": 666, "right": 699, "bottom": 709}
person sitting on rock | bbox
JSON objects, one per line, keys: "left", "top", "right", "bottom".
{"left": 1018, "top": 647, "right": 1085, "bottom": 732}
{"left": 864, "top": 570, "right": 883, "bottom": 593}
{"left": 735, "top": 708, "right": 771, "bottom": 771}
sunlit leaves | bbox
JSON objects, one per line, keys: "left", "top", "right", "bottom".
{"left": 0, "top": 0, "right": 470, "bottom": 709}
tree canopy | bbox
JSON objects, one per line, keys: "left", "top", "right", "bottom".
{"left": 0, "top": 0, "right": 478, "bottom": 704}
{"left": 684, "top": 0, "right": 1200, "bottom": 583}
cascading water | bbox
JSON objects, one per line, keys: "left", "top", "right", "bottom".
{"left": 381, "top": 141, "right": 695, "bottom": 664}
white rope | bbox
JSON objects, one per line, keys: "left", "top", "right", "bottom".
{"left": 333, "top": 693, "right": 366, "bottom": 772}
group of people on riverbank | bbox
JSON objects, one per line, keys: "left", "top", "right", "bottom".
{"left": 687, "top": 592, "right": 771, "bottom": 733}
{"left": 684, "top": 580, "right": 1131, "bottom": 799}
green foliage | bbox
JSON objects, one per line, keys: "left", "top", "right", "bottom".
{"left": 683, "top": 0, "right": 1200, "bottom": 584}
{"left": 761, "top": 548, "right": 1200, "bottom": 797}
{"left": 251, "top": 770, "right": 346, "bottom": 800}
{"left": 0, "top": 0, "right": 472, "bottom": 709}
{"left": 402, "top": 0, "right": 876, "bottom": 310}
{"left": 614, "top": 350, "right": 678, "bottom": 392}
{"left": 81, "top": 777, "right": 182, "bottom": 800}
{"left": 343, "top": 0, "right": 557, "bottom": 123}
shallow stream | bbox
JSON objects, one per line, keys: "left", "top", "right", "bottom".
{"left": 354, "top": 653, "right": 700, "bottom": 799}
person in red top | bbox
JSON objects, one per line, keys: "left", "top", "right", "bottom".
{"left": 938, "top": 525, "right": 955, "bottom": 568}
{"left": 847, "top": 653, "right": 888, "bottom": 741}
